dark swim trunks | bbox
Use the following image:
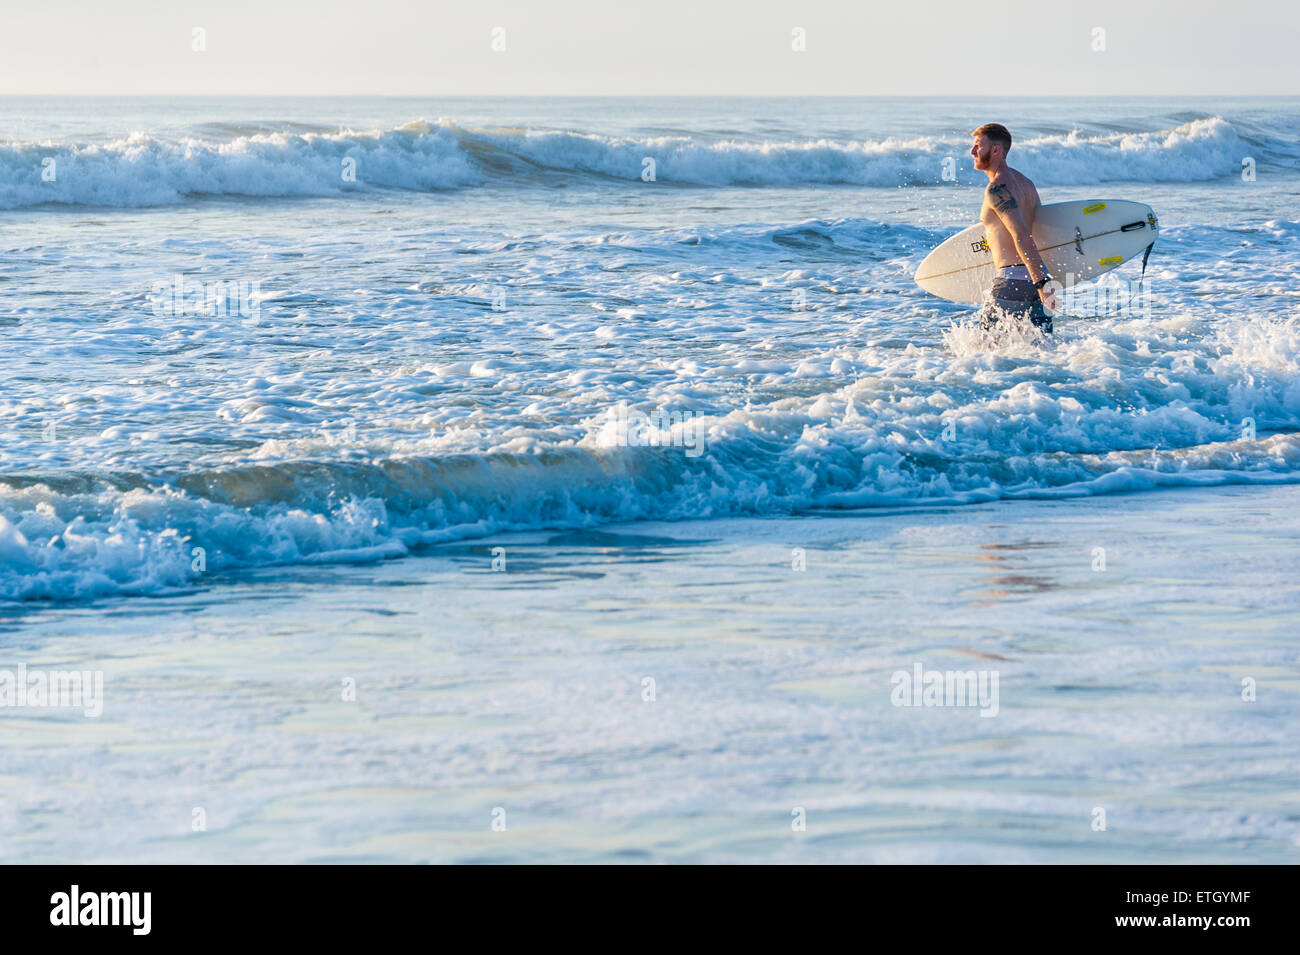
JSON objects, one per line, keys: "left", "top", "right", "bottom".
{"left": 978, "top": 264, "right": 1053, "bottom": 333}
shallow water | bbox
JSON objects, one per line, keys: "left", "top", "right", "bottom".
{"left": 3, "top": 485, "right": 1298, "bottom": 863}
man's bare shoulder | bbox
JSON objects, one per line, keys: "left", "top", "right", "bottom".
{"left": 1007, "top": 166, "right": 1040, "bottom": 197}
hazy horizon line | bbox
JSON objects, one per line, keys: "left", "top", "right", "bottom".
{"left": 0, "top": 92, "right": 1295, "bottom": 99}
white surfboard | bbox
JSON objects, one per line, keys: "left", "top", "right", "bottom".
{"left": 914, "top": 199, "right": 1159, "bottom": 304}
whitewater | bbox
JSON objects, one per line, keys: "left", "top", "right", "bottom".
{"left": 2, "top": 97, "right": 1298, "bottom": 601}
{"left": 0, "top": 112, "right": 1290, "bottom": 208}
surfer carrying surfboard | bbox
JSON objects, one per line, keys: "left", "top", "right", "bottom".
{"left": 970, "top": 123, "right": 1058, "bottom": 333}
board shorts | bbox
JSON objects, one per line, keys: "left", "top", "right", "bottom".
{"left": 978, "top": 264, "right": 1053, "bottom": 333}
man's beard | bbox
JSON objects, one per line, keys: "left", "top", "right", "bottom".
{"left": 974, "top": 147, "right": 991, "bottom": 168}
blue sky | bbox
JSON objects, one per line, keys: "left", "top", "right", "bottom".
{"left": 1, "top": 0, "right": 1295, "bottom": 96}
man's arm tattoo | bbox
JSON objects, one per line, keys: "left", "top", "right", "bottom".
{"left": 988, "top": 183, "right": 1017, "bottom": 213}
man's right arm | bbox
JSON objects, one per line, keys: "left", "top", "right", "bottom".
{"left": 988, "top": 183, "right": 1048, "bottom": 286}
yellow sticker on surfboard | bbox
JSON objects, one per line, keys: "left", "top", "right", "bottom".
{"left": 1082, "top": 202, "right": 1107, "bottom": 214}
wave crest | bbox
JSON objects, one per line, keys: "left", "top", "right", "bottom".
{"left": 0, "top": 116, "right": 1272, "bottom": 209}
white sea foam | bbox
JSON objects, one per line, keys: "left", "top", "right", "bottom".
{"left": 4, "top": 308, "right": 1299, "bottom": 600}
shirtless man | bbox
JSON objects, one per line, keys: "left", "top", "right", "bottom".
{"left": 970, "top": 123, "right": 1057, "bottom": 333}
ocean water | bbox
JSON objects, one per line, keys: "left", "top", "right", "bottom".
{"left": 2, "top": 96, "right": 1299, "bottom": 863}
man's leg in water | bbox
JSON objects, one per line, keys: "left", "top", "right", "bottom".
{"left": 979, "top": 268, "right": 1053, "bottom": 334}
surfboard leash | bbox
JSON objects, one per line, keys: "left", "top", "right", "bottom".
{"left": 1137, "top": 241, "right": 1154, "bottom": 293}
